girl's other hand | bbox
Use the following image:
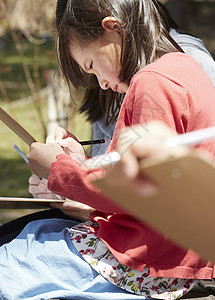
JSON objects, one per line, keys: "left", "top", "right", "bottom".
{"left": 28, "top": 174, "right": 60, "bottom": 200}
{"left": 29, "top": 174, "right": 94, "bottom": 221}
{"left": 50, "top": 201, "right": 95, "bottom": 221}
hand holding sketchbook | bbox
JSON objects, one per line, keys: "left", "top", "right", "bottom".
{"left": 91, "top": 127, "right": 215, "bottom": 264}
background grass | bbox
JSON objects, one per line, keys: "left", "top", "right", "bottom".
{"left": 0, "top": 34, "right": 56, "bottom": 100}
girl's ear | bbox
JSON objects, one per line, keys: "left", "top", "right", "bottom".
{"left": 102, "top": 17, "right": 121, "bottom": 33}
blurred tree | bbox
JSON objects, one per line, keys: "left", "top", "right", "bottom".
{"left": 0, "top": 0, "right": 58, "bottom": 140}
{"left": 1, "top": 0, "right": 55, "bottom": 42}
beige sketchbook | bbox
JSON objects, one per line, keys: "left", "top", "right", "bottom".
{"left": 94, "top": 151, "right": 215, "bottom": 263}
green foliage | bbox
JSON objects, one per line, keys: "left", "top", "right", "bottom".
{"left": 0, "top": 101, "right": 47, "bottom": 197}
{"left": 0, "top": 158, "right": 32, "bottom": 197}
{"left": 0, "top": 34, "right": 56, "bottom": 101}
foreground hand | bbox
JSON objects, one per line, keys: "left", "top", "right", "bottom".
{"left": 100, "top": 121, "right": 178, "bottom": 197}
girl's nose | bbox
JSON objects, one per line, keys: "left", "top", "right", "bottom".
{"left": 98, "top": 78, "right": 109, "bottom": 90}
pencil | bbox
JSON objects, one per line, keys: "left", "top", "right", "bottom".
{"left": 80, "top": 139, "right": 111, "bottom": 146}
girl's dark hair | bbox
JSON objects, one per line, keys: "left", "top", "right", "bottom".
{"left": 56, "top": 0, "right": 183, "bottom": 125}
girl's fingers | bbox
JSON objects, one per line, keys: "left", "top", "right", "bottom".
{"left": 117, "top": 121, "right": 175, "bottom": 159}
{"left": 28, "top": 174, "right": 41, "bottom": 185}
{"left": 57, "top": 137, "right": 86, "bottom": 162}
{"left": 50, "top": 202, "right": 94, "bottom": 221}
{"left": 57, "top": 137, "right": 84, "bottom": 153}
{"left": 29, "top": 184, "right": 47, "bottom": 194}
{"left": 132, "top": 177, "right": 158, "bottom": 197}
{"left": 31, "top": 193, "right": 56, "bottom": 199}
{"left": 28, "top": 176, "right": 55, "bottom": 199}
{"left": 54, "top": 127, "right": 68, "bottom": 140}
{"left": 46, "top": 135, "right": 56, "bottom": 143}
{"left": 51, "top": 200, "right": 94, "bottom": 211}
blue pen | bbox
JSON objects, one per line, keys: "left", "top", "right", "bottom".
{"left": 13, "top": 145, "right": 29, "bottom": 164}
{"left": 13, "top": 145, "right": 42, "bottom": 179}
{"left": 13, "top": 145, "right": 42, "bottom": 180}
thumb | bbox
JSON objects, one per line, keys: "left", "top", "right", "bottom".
{"left": 54, "top": 127, "right": 69, "bottom": 141}
{"left": 58, "top": 137, "right": 84, "bottom": 153}
{"left": 46, "top": 135, "right": 55, "bottom": 143}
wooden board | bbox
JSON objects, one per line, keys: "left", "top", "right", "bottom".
{"left": 0, "top": 107, "right": 36, "bottom": 146}
{"left": 0, "top": 197, "right": 65, "bottom": 209}
{"left": 94, "top": 152, "right": 215, "bottom": 263}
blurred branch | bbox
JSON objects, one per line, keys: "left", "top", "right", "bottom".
{"left": 21, "top": 29, "right": 46, "bottom": 45}
{"left": 0, "top": 79, "right": 16, "bottom": 117}
{"left": 0, "top": 0, "right": 50, "bottom": 140}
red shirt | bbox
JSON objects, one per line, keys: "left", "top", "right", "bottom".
{"left": 48, "top": 53, "right": 215, "bottom": 279}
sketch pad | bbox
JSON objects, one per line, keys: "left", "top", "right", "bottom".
{"left": 0, "top": 107, "right": 36, "bottom": 145}
{"left": 0, "top": 197, "right": 65, "bottom": 209}
{"left": 94, "top": 151, "right": 215, "bottom": 263}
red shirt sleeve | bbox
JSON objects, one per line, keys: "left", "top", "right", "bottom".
{"left": 48, "top": 153, "right": 127, "bottom": 213}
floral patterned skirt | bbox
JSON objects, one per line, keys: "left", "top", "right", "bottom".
{"left": 70, "top": 221, "right": 197, "bottom": 299}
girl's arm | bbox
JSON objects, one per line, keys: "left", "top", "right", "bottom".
{"left": 27, "top": 139, "right": 126, "bottom": 214}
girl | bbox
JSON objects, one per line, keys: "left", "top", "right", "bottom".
{"left": 1, "top": 0, "right": 215, "bottom": 245}
{"left": 1, "top": 0, "right": 215, "bottom": 299}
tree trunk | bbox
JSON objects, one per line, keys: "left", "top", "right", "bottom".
{"left": 47, "top": 70, "right": 70, "bottom": 137}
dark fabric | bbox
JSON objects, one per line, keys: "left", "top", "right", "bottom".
{"left": 182, "top": 281, "right": 215, "bottom": 299}
{"left": 0, "top": 208, "right": 81, "bottom": 246}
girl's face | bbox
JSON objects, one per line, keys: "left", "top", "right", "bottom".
{"left": 69, "top": 18, "right": 129, "bottom": 94}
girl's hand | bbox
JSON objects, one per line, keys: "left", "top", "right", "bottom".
{"left": 50, "top": 201, "right": 95, "bottom": 221}
{"left": 27, "top": 142, "right": 65, "bottom": 179}
{"left": 27, "top": 127, "right": 94, "bottom": 220}
{"left": 47, "top": 127, "right": 87, "bottom": 163}
{"left": 27, "top": 127, "right": 87, "bottom": 179}
{"left": 49, "top": 127, "right": 79, "bottom": 142}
